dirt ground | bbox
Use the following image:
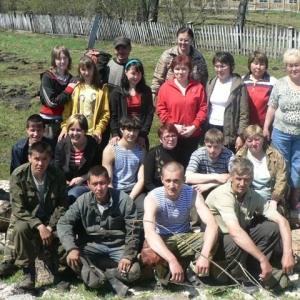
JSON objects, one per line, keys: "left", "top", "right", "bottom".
{"left": 0, "top": 50, "right": 43, "bottom": 109}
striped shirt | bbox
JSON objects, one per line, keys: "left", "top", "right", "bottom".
{"left": 112, "top": 144, "right": 143, "bottom": 191}
{"left": 151, "top": 184, "right": 193, "bottom": 235}
{"left": 186, "top": 146, "right": 233, "bottom": 174}
{"left": 70, "top": 149, "right": 84, "bottom": 167}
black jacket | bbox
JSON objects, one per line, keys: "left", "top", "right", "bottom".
{"left": 54, "top": 135, "right": 102, "bottom": 182}
{"left": 109, "top": 85, "right": 154, "bottom": 139}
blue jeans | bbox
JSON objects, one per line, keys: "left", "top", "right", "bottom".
{"left": 68, "top": 185, "right": 90, "bottom": 205}
{"left": 272, "top": 128, "right": 300, "bottom": 188}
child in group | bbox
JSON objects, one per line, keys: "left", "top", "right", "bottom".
{"left": 109, "top": 59, "right": 154, "bottom": 149}
{"left": 185, "top": 128, "right": 234, "bottom": 228}
{"left": 40, "top": 46, "right": 77, "bottom": 143}
{"left": 59, "top": 55, "right": 110, "bottom": 146}
{"left": 185, "top": 128, "right": 234, "bottom": 197}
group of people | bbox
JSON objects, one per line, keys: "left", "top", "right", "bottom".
{"left": 1, "top": 28, "right": 299, "bottom": 296}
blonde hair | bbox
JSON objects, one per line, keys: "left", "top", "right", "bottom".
{"left": 66, "top": 114, "right": 88, "bottom": 132}
{"left": 283, "top": 48, "right": 300, "bottom": 64}
{"left": 243, "top": 125, "right": 267, "bottom": 150}
{"left": 243, "top": 125, "right": 263, "bottom": 140}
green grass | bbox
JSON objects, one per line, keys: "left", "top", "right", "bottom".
{"left": 0, "top": 28, "right": 288, "bottom": 179}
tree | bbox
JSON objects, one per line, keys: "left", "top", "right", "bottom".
{"left": 161, "top": 0, "right": 208, "bottom": 26}
{"left": 236, "top": 0, "right": 249, "bottom": 29}
{"left": 148, "top": 0, "right": 159, "bottom": 22}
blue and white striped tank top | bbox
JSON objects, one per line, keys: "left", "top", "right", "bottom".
{"left": 112, "top": 144, "right": 143, "bottom": 192}
{"left": 151, "top": 184, "right": 193, "bottom": 235}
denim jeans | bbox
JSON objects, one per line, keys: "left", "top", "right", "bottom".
{"left": 272, "top": 128, "right": 300, "bottom": 188}
{"left": 68, "top": 185, "right": 90, "bottom": 205}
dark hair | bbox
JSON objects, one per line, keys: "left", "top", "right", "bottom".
{"left": 247, "top": 51, "right": 269, "bottom": 71}
{"left": 78, "top": 56, "right": 102, "bottom": 89}
{"left": 121, "top": 59, "right": 146, "bottom": 97}
{"left": 29, "top": 141, "right": 52, "bottom": 157}
{"left": 119, "top": 115, "right": 143, "bottom": 131}
{"left": 26, "top": 114, "right": 45, "bottom": 128}
{"left": 50, "top": 45, "right": 72, "bottom": 73}
{"left": 213, "top": 51, "right": 235, "bottom": 73}
{"left": 87, "top": 165, "right": 109, "bottom": 180}
{"left": 66, "top": 114, "right": 89, "bottom": 132}
{"left": 176, "top": 27, "right": 194, "bottom": 40}
{"left": 158, "top": 123, "right": 178, "bottom": 138}
{"left": 170, "top": 54, "right": 192, "bottom": 72}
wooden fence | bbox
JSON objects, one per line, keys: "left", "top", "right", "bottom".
{"left": 0, "top": 13, "right": 299, "bottom": 59}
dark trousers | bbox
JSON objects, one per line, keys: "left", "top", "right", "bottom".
{"left": 215, "top": 219, "right": 280, "bottom": 281}
{"left": 177, "top": 136, "right": 200, "bottom": 169}
{"left": 14, "top": 220, "right": 67, "bottom": 271}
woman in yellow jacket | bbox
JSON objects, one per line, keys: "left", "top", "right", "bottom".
{"left": 59, "top": 55, "right": 110, "bottom": 146}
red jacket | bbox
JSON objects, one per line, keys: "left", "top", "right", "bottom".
{"left": 157, "top": 77, "right": 207, "bottom": 137}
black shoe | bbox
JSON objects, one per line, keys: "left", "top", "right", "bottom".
{"left": 0, "top": 260, "right": 16, "bottom": 277}
{"left": 105, "top": 269, "right": 129, "bottom": 296}
{"left": 241, "top": 280, "right": 259, "bottom": 295}
{"left": 18, "top": 266, "right": 36, "bottom": 290}
{"left": 186, "top": 266, "right": 207, "bottom": 288}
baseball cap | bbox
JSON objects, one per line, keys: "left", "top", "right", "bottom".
{"left": 114, "top": 36, "right": 131, "bottom": 48}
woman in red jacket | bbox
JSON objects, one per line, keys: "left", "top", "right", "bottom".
{"left": 156, "top": 54, "right": 207, "bottom": 168}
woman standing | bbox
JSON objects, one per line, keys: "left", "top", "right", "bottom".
{"left": 40, "top": 46, "right": 77, "bottom": 143}
{"left": 55, "top": 114, "right": 102, "bottom": 204}
{"left": 59, "top": 56, "right": 110, "bottom": 146}
{"left": 206, "top": 51, "right": 249, "bottom": 153}
{"left": 264, "top": 49, "right": 300, "bottom": 210}
{"left": 242, "top": 51, "right": 277, "bottom": 127}
{"left": 236, "top": 125, "right": 287, "bottom": 212}
{"left": 156, "top": 54, "right": 207, "bottom": 168}
{"left": 151, "top": 27, "right": 208, "bottom": 100}
{"left": 109, "top": 59, "right": 154, "bottom": 149}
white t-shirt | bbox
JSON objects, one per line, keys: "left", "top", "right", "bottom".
{"left": 209, "top": 78, "right": 232, "bottom": 126}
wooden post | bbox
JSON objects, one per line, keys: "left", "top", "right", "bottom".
{"left": 288, "top": 26, "right": 295, "bottom": 49}
{"left": 87, "top": 14, "right": 100, "bottom": 49}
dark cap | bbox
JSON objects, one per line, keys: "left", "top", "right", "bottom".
{"left": 114, "top": 36, "right": 131, "bottom": 48}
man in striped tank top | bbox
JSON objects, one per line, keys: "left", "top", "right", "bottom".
{"left": 143, "top": 162, "right": 218, "bottom": 290}
{"left": 103, "top": 115, "right": 146, "bottom": 221}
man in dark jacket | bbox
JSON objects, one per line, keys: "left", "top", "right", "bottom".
{"left": 10, "top": 114, "right": 55, "bottom": 174}
{"left": 57, "top": 165, "right": 141, "bottom": 296}
{"left": 11, "top": 141, "right": 69, "bottom": 290}
{"left": 0, "top": 115, "right": 55, "bottom": 278}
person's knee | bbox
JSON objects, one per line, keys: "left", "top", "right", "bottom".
{"left": 14, "top": 221, "right": 31, "bottom": 235}
{"left": 126, "top": 261, "right": 140, "bottom": 282}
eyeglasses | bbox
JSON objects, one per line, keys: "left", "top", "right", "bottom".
{"left": 214, "top": 64, "right": 228, "bottom": 70}
{"left": 163, "top": 134, "right": 178, "bottom": 141}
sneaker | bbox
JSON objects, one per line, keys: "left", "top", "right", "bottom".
{"left": 0, "top": 260, "right": 15, "bottom": 277}
{"left": 18, "top": 267, "right": 35, "bottom": 290}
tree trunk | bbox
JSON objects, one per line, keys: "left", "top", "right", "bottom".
{"left": 236, "top": 0, "right": 249, "bottom": 29}
{"left": 137, "top": 0, "right": 149, "bottom": 22}
{"left": 148, "top": 0, "right": 159, "bottom": 22}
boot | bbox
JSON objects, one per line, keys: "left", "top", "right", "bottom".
{"left": 0, "top": 260, "right": 16, "bottom": 277}
{"left": 46, "top": 263, "right": 70, "bottom": 291}
{"left": 288, "top": 187, "right": 300, "bottom": 210}
{"left": 18, "top": 264, "right": 35, "bottom": 290}
{"left": 105, "top": 269, "right": 129, "bottom": 297}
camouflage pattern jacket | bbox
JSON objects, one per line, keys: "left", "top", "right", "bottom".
{"left": 10, "top": 163, "right": 69, "bottom": 230}
{"left": 151, "top": 45, "right": 208, "bottom": 96}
